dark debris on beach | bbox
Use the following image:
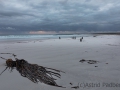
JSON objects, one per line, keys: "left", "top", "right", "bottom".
{"left": 0, "top": 53, "right": 65, "bottom": 88}
{"left": 79, "top": 59, "right": 99, "bottom": 64}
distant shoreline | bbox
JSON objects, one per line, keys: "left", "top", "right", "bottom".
{"left": 91, "top": 32, "right": 120, "bottom": 35}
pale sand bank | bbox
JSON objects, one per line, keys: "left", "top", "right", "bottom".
{"left": 0, "top": 35, "right": 120, "bottom": 90}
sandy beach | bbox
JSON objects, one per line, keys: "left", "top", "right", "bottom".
{"left": 0, "top": 34, "right": 120, "bottom": 90}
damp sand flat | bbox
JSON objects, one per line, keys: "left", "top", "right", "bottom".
{"left": 0, "top": 35, "right": 120, "bottom": 90}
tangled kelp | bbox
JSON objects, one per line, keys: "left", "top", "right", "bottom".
{"left": 79, "top": 59, "right": 98, "bottom": 64}
{"left": 0, "top": 53, "right": 65, "bottom": 88}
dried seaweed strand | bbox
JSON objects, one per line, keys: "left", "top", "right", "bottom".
{"left": 0, "top": 53, "right": 65, "bottom": 88}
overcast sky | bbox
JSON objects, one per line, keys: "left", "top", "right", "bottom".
{"left": 0, "top": 0, "right": 120, "bottom": 34}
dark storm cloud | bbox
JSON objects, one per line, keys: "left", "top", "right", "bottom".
{"left": 0, "top": 0, "right": 120, "bottom": 34}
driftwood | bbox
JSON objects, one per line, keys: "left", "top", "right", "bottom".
{"left": 0, "top": 53, "right": 65, "bottom": 88}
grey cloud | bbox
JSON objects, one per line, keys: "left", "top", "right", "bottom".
{"left": 0, "top": 0, "right": 120, "bottom": 34}
{"left": 0, "top": 11, "right": 31, "bottom": 17}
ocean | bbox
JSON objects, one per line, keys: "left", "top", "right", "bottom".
{"left": 0, "top": 34, "right": 91, "bottom": 43}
